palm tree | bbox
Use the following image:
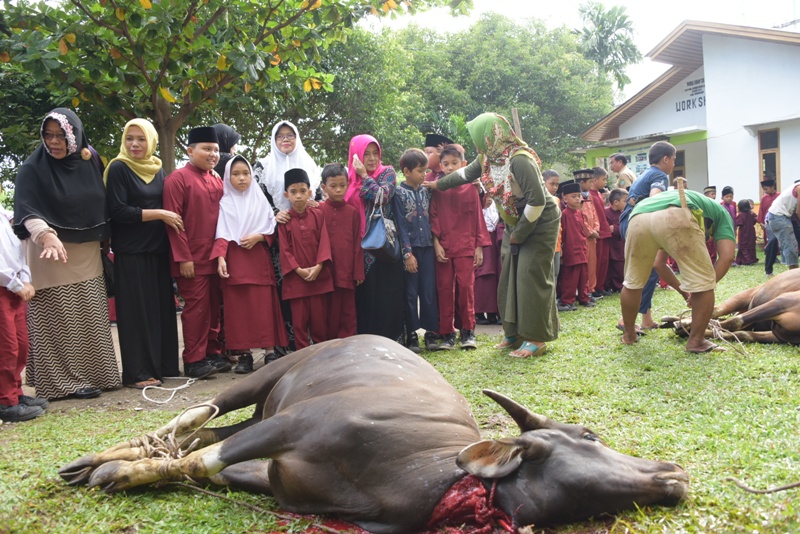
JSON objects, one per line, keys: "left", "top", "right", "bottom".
{"left": 575, "top": 2, "right": 642, "bottom": 91}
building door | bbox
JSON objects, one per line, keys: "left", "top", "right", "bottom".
{"left": 759, "top": 129, "right": 780, "bottom": 189}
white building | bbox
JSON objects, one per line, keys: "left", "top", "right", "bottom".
{"left": 581, "top": 20, "right": 800, "bottom": 201}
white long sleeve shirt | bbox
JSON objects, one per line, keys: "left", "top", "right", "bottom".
{"left": 0, "top": 215, "right": 31, "bottom": 294}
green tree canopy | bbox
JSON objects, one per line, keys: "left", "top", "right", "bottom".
{"left": 0, "top": 0, "right": 468, "bottom": 173}
{"left": 575, "top": 1, "right": 642, "bottom": 91}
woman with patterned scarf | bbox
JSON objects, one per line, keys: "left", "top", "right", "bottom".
{"left": 13, "top": 108, "right": 120, "bottom": 399}
{"left": 423, "top": 113, "right": 560, "bottom": 357}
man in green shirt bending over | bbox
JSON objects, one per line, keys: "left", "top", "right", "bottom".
{"left": 620, "top": 188, "right": 736, "bottom": 352}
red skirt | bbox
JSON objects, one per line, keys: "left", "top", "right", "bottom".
{"left": 222, "top": 284, "right": 288, "bottom": 350}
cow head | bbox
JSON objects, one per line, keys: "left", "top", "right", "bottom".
{"left": 457, "top": 390, "right": 689, "bottom": 527}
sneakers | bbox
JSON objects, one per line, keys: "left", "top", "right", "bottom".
{"left": 459, "top": 330, "right": 477, "bottom": 350}
{"left": 18, "top": 395, "right": 49, "bottom": 409}
{"left": 557, "top": 301, "right": 577, "bottom": 312}
{"left": 407, "top": 332, "right": 421, "bottom": 354}
{"left": 264, "top": 351, "right": 281, "bottom": 365}
{"left": 487, "top": 313, "right": 502, "bottom": 325}
{"left": 0, "top": 403, "right": 44, "bottom": 422}
{"left": 579, "top": 300, "right": 596, "bottom": 308}
{"left": 234, "top": 352, "right": 254, "bottom": 374}
{"left": 475, "top": 313, "right": 490, "bottom": 325}
{"left": 207, "top": 353, "right": 232, "bottom": 373}
{"left": 590, "top": 291, "right": 605, "bottom": 299}
{"left": 439, "top": 332, "right": 457, "bottom": 350}
{"left": 184, "top": 358, "right": 218, "bottom": 379}
{"left": 424, "top": 332, "right": 442, "bottom": 351}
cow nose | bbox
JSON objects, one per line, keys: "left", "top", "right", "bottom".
{"left": 653, "top": 464, "right": 690, "bottom": 503}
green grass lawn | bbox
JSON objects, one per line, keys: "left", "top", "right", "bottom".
{"left": 1, "top": 258, "right": 798, "bottom": 533}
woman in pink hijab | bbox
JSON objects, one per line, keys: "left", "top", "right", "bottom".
{"left": 345, "top": 134, "right": 405, "bottom": 343}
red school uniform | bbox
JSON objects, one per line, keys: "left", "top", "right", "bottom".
{"left": 163, "top": 162, "right": 224, "bottom": 364}
{"left": 735, "top": 211, "right": 758, "bottom": 265}
{"left": 559, "top": 205, "right": 589, "bottom": 306}
{"left": 318, "top": 199, "right": 364, "bottom": 339}
{"left": 278, "top": 207, "right": 334, "bottom": 348}
{"left": 589, "top": 189, "right": 611, "bottom": 293}
{"left": 430, "top": 183, "right": 491, "bottom": 334}
{"left": 210, "top": 237, "right": 288, "bottom": 351}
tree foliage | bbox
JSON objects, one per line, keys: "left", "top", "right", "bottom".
{"left": 0, "top": 0, "right": 468, "bottom": 173}
{"left": 392, "top": 13, "right": 615, "bottom": 166}
{"left": 575, "top": 1, "right": 642, "bottom": 91}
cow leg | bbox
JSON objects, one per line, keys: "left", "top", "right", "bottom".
{"left": 59, "top": 349, "right": 325, "bottom": 486}
{"left": 87, "top": 411, "right": 297, "bottom": 493}
{"left": 717, "top": 294, "right": 798, "bottom": 331}
{"left": 712, "top": 286, "right": 761, "bottom": 318}
{"left": 716, "top": 331, "right": 781, "bottom": 343}
{"left": 59, "top": 403, "right": 222, "bottom": 485}
{"left": 205, "top": 460, "right": 274, "bottom": 494}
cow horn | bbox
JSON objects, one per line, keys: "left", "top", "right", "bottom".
{"left": 483, "top": 389, "right": 551, "bottom": 432}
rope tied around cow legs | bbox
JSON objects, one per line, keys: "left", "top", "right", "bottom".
{"left": 674, "top": 309, "right": 748, "bottom": 355}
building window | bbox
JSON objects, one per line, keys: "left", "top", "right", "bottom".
{"left": 759, "top": 129, "right": 780, "bottom": 188}
{"left": 671, "top": 150, "right": 685, "bottom": 183}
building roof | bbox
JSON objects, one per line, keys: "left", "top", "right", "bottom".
{"left": 581, "top": 20, "right": 800, "bottom": 143}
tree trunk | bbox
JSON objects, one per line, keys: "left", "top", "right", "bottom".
{"left": 156, "top": 121, "right": 178, "bottom": 175}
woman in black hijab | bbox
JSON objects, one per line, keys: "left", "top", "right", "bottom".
{"left": 13, "top": 108, "right": 120, "bottom": 400}
{"left": 212, "top": 123, "right": 242, "bottom": 178}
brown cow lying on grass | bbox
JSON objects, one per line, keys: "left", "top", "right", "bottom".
{"left": 661, "top": 269, "right": 800, "bottom": 344}
{"left": 59, "top": 335, "right": 689, "bottom": 532}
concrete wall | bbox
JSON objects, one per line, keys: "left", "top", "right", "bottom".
{"left": 619, "top": 66, "right": 707, "bottom": 140}
{"left": 703, "top": 34, "right": 800, "bottom": 200}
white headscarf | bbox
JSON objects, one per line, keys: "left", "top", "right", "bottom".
{"left": 254, "top": 120, "right": 321, "bottom": 211}
{"left": 216, "top": 156, "right": 277, "bottom": 245}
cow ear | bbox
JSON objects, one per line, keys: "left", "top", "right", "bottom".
{"left": 457, "top": 438, "right": 527, "bottom": 478}
{"left": 483, "top": 389, "right": 554, "bottom": 432}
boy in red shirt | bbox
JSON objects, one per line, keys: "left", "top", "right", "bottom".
{"left": 430, "top": 144, "right": 491, "bottom": 349}
{"left": 604, "top": 188, "right": 628, "bottom": 292}
{"left": 319, "top": 163, "right": 364, "bottom": 339}
{"left": 279, "top": 168, "right": 334, "bottom": 349}
{"left": 163, "top": 126, "right": 226, "bottom": 378}
{"left": 558, "top": 181, "right": 590, "bottom": 311}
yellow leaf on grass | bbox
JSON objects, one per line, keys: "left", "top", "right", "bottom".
{"left": 115, "top": 7, "right": 125, "bottom": 21}
{"left": 244, "top": 82, "right": 251, "bottom": 94}
{"left": 159, "top": 86, "right": 177, "bottom": 103}
{"left": 64, "top": 33, "right": 76, "bottom": 44}
{"left": 72, "top": 97, "right": 80, "bottom": 107}
{"left": 292, "top": 39, "right": 301, "bottom": 47}
{"left": 58, "top": 39, "right": 68, "bottom": 55}
{"left": 269, "top": 54, "right": 281, "bottom": 66}
{"left": 216, "top": 54, "right": 227, "bottom": 71}
{"left": 303, "top": 79, "right": 312, "bottom": 92}
{"left": 139, "top": 0, "right": 152, "bottom": 8}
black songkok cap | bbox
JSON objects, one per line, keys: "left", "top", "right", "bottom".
{"left": 284, "top": 168, "right": 310, "bottom": 191}
{"left": 721, "top": 186, "right": 734, "bottom": 197}
{"left": 425, "top": 133, "right": 454, "bottom": 148}
{"left": 561, "top": 181, "right": 582, "bottom": 195}
{"left": 572, "top": 168, "right": 594, "bottom": 181}
{"left": 188, "top": 126, "right": 219, "bottom": 145}
{"left": 760, "top": 179, "right": 776, "bottom": 188}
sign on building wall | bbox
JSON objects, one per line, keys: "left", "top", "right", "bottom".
{"left": 676, "top": 77, "right": 706, "bottom": 113}
{"left": 611, "top": 143, "right": 652, "bottom": 176}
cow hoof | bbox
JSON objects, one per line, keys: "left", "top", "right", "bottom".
{"left": 58, "top": 462, "right": 95, "bottom": 486}
{"left": 88, "top": 461, "right": 130, "bottom": 493}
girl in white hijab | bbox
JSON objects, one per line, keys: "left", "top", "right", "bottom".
{"left": 212, "top": 155, "right": 286, "bottom": 373}
{"left": 254, "top": 120, "right": 321, "bottom": 212}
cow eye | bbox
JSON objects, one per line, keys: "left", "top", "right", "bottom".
{"left": 582, "top": 433, "right": 600, "bottom": 442}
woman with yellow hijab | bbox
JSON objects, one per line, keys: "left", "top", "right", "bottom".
{"left": 105, "top": 119, "right": 183, "bottom": 389}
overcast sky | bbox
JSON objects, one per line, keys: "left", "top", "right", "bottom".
{"left": 371, "top": 0, "right": 800, "bottom": 100}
